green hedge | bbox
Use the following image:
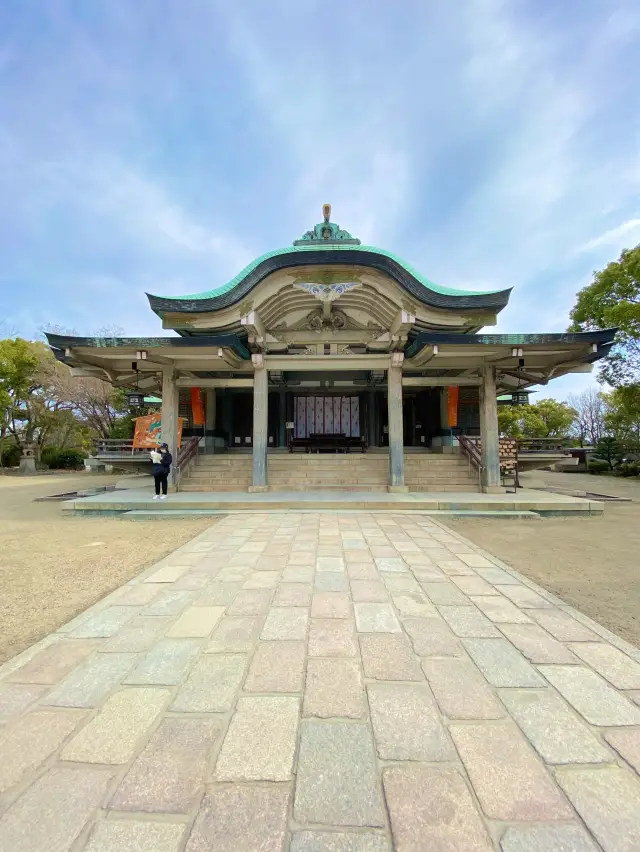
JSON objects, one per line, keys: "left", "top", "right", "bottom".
{"left": 41, "top": 448, "right": 87, "bottom": 470}
{"left": 587, "top": 458, "right": 611, "bottom": 474}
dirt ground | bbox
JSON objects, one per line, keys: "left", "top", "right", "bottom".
{"left": 0, "top": 473, "right": 215, "bottom": 663}
{"left": 445, "top": 470, "right": 640, "bottom": 648}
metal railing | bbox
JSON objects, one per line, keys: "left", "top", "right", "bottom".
{"left": 175, "top": 436, "right": 201, "bottom": 491}
{"left": 458, "top": 435, "right": 483, "bottom": 485}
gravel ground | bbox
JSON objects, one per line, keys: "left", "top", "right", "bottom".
{"left": 0, "top": 473, "right": 216, "bottom": 663}
{"left": 444, "top": 470, "right": 640, "bottom": 647}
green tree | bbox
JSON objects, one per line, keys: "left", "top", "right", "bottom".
{"left": 498, "top": 406, "right": 523, "bottom": 437}
{"left": 0, "top": 338, "right": 40, "bottom": 470}
{"left": 569, "top": 245, "right": 640, "bottom": 385}
{"left": 520, "top": 399, "right": 577, "bottom": 438}
{"left": 602, "top": 385, "right": 640, "bottom": 451}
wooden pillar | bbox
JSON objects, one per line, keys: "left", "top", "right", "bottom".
{"left": 367, "top": 391, "right": 378, "bottom": 447}
{"left": 251, "top": 355, "right": 269, "bottom": 491}
{"left": 387, "top": 354, "right": 407, "bottom": 491}
{"left": 161, "top": 367, "right": 179, "bottom": 487}
{"left": 479, "top": 364, "right": 501, "bottom": 493}
{"left": 278, "top": 389, "right": 286, "bottom": 448}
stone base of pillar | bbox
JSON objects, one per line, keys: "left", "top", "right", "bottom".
{"left": 482, "top": 485, "right": 504, "bottom": 494}
{"left": 248, "top": 485, "right": 270, "bottom": 493}
{"left": 388, "top": 485, "right": 409, "bottom": 493}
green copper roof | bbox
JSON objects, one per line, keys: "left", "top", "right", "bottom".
{"left": 176, "top": 244, "right": 502, "bottom": 301}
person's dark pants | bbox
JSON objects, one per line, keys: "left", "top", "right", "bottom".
{"left": 154, "top": 472, "right": 168, "bottom": 495}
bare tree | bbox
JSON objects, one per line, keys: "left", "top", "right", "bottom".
{"left": 567, "top": 388, "right": 606, "bottom": 446}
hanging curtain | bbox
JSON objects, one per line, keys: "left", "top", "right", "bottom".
{"left": 294, "top": 397, "right": 360, "bottom": 438}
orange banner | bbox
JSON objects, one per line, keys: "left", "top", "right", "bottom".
{"left": 447, "top": 386, "right": 459, "bottom": 428}
{"left": 190, "top": 387, "right": 205, "bottom": 426}
{"left": 133, "top": 414, "right": 184, "bottom": 449}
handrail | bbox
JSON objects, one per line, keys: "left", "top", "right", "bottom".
{"left": 458, "top": 434, "right": 483, "bottom": 485}
{"left": 175, "top": 436, "right": 201, "bottom": 491}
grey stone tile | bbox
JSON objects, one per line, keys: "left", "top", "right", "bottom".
{"left": 0, "top": 709, "right": 86, "bottom": 794}
{"left": 539, "top": 665, "right": 640, "bottom": 726}
{"left": 556, "top": 766, "right": 640, "bottom": 852}
{"left": 499, "top": 825, "right": 599, "bottom": 852}
{"left": 304, "top": 658, "right": 367, "bottom": 719}
{"left": 359, "top": 634, "right": 423, "bottom": 681}
{"left": 350, "top": 580, "right": 389, "bottom": 602}
{"left": 422, "top": 657, "right": 504, "bottom": 719}
{"left": 470, "top": 596, "right": 532, "bottom": 624}
{"left": 374, "top": 557, "right": 409, "bottom": 573}
{"left": 439, "top": 606, "right": 500, "bottom": 638}
{"left": 214, "top": 696, "right": 299, "bottom": 781}
{"left": 166, "top": 605, "right": 225, "bottom": 638}
{"left": 354, "top": 603, "right": 401, "bottom": 633}
{"left": 40, "top": 652, "right": 135, "bottom": 707}
{"left": 383, "top": 765, "right": 492, "bottom": 852}
{"left": 368, "top": 683, "right": 454, "bottom": 761}
{"left": 605, "top": 728, "right": 640, "bottom": 774}
{"left": 290, "top": 832, "right": 390, "bottom": 852}
{"left": 316, "top": 557, "right": 346, "bottom": 573}
{"left": 124, "top": 639, "right": 200, "bottom": 685}
{"left": 185, "top": 785, "right": 290, "bottom": 852}
{"left": 569, "top": 642, "right": 640, "bottom": 689}
{"left": 171, "top": 655, "right": 246, "bottom": 712}
{"left": 498, "top": 623, "right": 580, "bottom": 664}
{"left": 306, "top": 609, "right": 356, "bottom": 651}
{"left": 392, "top": 593, "right": 436, "bottom": 618}
{"left": 61, "top": 687, "right": 169, "bottom": 764}
{"left": 144, "top": 564, "right": 188, "bottom": 583}
{"left": 450, "top": 722, "right": 573, "bottom": 820}
{"left": 284, "top": 566, "right": 315, "bottom": 582}
{"left": 347, "top": 563, "right": 379, "bottom": 580}
{"left": 494, "top": 584, "right": 554, "bottom": 608}
{"left": 402, "top": 616, "right": 464, "bottom": 657}
{"left": 244, "top": 641, "right": 306, "bottom": 692}
{"left": 312, "top": 592, "right": 352, "bottom": 618}
{"left": 499, "top": 688, "right": 612, "bottom": 763}
{"left": 476, "top": 566, "right": 520, "bottom": 584}
{"left": 227, "top": 588, "right": 273, "bottom": 615}
{"left": 315, "top": 572, "right": 349, "bottom": 592}
{"left": 102, "top": 616, "right": 173, "bottom": 652}
{"left": 0, "top": 683, "right": 47, "bottom": 724}
{"left": 7, "top": 639, "right": 101, "bottom": 684}
{"left": 205, "top": 616, "right": 261, "bottom": 653}
{"left": 294, "top": 721, "right": 385, "bottom": 827}
{"left": 141, "top": 589, "right": 196, "bottom": 616}
{"left": 530, "top": 609, "right": 599, "bottom": 641}
{"left": 274, "top": 583, "right": 313, "bottom": 606}
{"left": 464, "top": 639, "right": 546, "bottom": 687}
{"left": 67, "top": 607, "right": 137, "bottom": 639}
{"left": 113, "top": 583, "right": 165, "bottom": 605}
{"left": 243, "top": 571, "right": 280, "bottom": 589}
{"left": 422, "top": 582, "right": 472, "bottom": 606}
{"left": 451, "top": 576, "right": 500, "bottom": 596}
{"left": 110, "top": 716, "right": 220, "bottom": 813}
{"left": 0, "top": 765, "right": 114, "bottom": 852}
{"left": 382, "top": 575, "right": 421, "bottom": 593}
{"left": 84, "top": 821, "right": 186, "bottom": 852}
{"left": 196, "top": 582, "right": 244, "bottom": 606}
{"left": 261, "top": 607, "right": 309, "bottom": 640}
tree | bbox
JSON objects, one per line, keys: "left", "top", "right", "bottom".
{"left": 55, "top": 374, "right": 127, "bottom": 439}
{"left": 0, "top": 338, "right": 40, "bottom": 470}
{"left": 566, "top": 387, "right": 606, "bottom": 446}
{"left": 498, "top": 406, "right": 523, "bottom": 438}
{"left": 569, "top": 245, "right": 640, "bottom": 385}
{"left": 520, "top": 399, "right": 577, "bottom": 438}
{"left": 602, "top": 385, "right": 640, "bottom": 451}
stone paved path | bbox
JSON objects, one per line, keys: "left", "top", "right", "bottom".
{"left": 1, "top": 513, "right": 640, "bottom": 852}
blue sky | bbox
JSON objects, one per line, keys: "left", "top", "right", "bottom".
{"left": 1, "top": 0, "right": 639, "bottom": 401}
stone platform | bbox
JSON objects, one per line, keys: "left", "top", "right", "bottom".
{"left": 61, "top": 487, "right": 605, "bottom": 517}
{"left": 1, "top": 512, "right": 639, "bottom": 851}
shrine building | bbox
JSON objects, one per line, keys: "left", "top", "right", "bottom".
{"left": 47, "top": 205, "right": 615, "bottom": 494}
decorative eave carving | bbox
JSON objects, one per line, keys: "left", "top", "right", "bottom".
{"left": 293, "top": 203, "right": 361, "bottom": 246}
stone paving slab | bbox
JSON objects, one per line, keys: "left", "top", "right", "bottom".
{"left": 1, "top": 510, "right": 640, "bottom": 851}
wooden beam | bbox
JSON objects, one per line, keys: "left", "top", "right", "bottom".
{"left": 264, "top": 354, "right": 392, "bottom": 372}
{"left": 402, "top": 376, "right": 481, "bottom": 386}
{"left": 175, "top": 378, "right": 254, "bottom": 388}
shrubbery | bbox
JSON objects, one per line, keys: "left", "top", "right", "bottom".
{"left": 586, "top": 458, "right": 611, "bottom": 475}
{"left": 40, "top": 448, "right": 87, "bottom": 469}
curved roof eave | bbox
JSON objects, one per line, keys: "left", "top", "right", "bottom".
{"left": 146, "top": 245, "right": 512, "bottom": 315}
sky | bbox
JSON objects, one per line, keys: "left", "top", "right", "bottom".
{"left": 1, "top": 0, "right": 639, "bottom": 401}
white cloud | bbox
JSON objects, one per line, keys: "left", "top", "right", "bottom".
{"left": 577, "top": 219, "right": 640, "bottom": 253}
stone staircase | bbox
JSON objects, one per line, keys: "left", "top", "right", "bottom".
{"left": 180, "top": 452, "right": 481, "bottom": 493}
